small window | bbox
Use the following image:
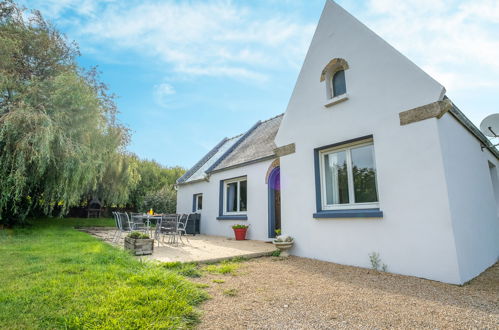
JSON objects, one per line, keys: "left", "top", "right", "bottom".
{"left": 196, "top": 194, "right": 202, "bottom": 211}
{"left": 224, "top": 177, "right": 247, "bottom": 214}
{"left": 489, "top": 162, "right": 499, "bottom": 216}
{"left": 320, "top": 140, "right": 378, "bottom": 210}
{"left": 193, "top": 193, "right": 203, "bottom": 212}
{"left": 332, "top": 70, "right": 346, "bottom": 97}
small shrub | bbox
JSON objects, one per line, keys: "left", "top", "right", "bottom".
{"left": 271, "top": 250, "right": 281, "bottom": 257}
{"left": 369, "top": 252, "right": 381, "bottom": 270}
{"left": 128, "top": 231, "right": 150, "bottom": 239}
{"left": 369, "top": 252, "right": 388, "bottom": 272}
{"left": 223, "top": 288, "right": 238, "bottom": 297}
{"left": 231, "top": 224, "right": 249, "bottom": 229}
{"left": 275, "top": 229, "right": 281, "bottom": 236}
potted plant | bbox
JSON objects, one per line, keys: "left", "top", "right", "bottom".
{"left": 232, "top": 224, "right": 249, "bottom": 240}
{"left": 272, "top": 234, "right": 294, "bottom": 257}
{"left": 124, "top": 231, "right": 154, "bottom": 255}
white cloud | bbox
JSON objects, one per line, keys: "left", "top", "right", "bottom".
{"left": 39, "top": 0, "right": 315, "bottom": 83}
{"left": 153, "top": 83, "right": 175, "bottom": 108}
{"left": 363, "top": 0, "right": 499, "bottom": 91}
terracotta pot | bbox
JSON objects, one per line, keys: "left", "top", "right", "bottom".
{"left": 233, "top": 228, "right": 248, "bottom": 240}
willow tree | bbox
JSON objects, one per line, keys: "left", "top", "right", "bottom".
{"left": 0, "top": 1, "right": 135, "bottom": 224}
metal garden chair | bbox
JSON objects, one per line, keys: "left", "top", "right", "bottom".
{"left": 176, "top": 214, "right": 190, "bottom": 244}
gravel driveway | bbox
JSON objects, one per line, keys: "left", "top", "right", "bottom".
{"left": 195, "top": 256, "right": 498, "bottom": 329}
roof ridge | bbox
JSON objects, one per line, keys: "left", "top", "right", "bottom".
{"left": 205, "top": 120, "right": 262, "bottom": 174}
{"left": 260, "top": 113, "right": 284, "bottom": 124}
{"left": 176, "top": 137, "right": 228, "bottom": 184}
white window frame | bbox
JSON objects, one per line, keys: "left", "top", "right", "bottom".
{"left": 195, "top": 194, "right": 203, "bottom": 212}
{"left": 319, "top": 139, "right": 379, "bottom": 210}
{"left": 223, "top": 177, "right": 247, "bottom": 215}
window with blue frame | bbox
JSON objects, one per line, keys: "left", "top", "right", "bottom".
{"left": 223, "top": 177, "right": 247, "bottom": 215}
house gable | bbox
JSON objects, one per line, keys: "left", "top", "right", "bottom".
{"left": 275, "top": 0, "right": 445, "bottom": 147}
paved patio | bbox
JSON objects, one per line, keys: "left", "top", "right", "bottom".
{"left": 79, "top": 227, "right": 276, "bottom": 263}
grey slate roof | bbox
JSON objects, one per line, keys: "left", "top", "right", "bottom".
{"left": 177, "top": 114, "right": 283, "bottom": 185}
{"left": 210, "top": 114, "right": 283, "bottom": 172}
{"left": 176, "top": 135, "right": 242, "bottom": 184}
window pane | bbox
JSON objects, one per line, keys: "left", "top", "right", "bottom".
{"left": 332, "top": 70, "right": 346, "bottom": 97}
{"left": 351, "top": 144, "right": 378, "bottom": 203}
{"left": 226, "top": 183, "right": 237, "bottom": 212}
{"left": 197, "top": 195, "right": 202, "bottom": 210}
{"left": 239, "top": 180, "right": 247, "bottom": 211}
{"left": 324, "top": 151, "right": 349, "bottom": 205}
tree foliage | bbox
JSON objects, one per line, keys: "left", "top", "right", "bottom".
{"left": 0, "top": 1, "right": 135, "bottom": 223}
{"left": 140, "top": 185, "right": 177, "bottom": 214}
{"left": 128, "top": 159, "right": 185, "bottom": 212}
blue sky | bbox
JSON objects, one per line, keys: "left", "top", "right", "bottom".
{"left": 22, "top": 0, "right": 499, "bottom": 168}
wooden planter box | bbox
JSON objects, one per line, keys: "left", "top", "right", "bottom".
{"left": 124, "top": 237, "right": 154, "bottom": 256}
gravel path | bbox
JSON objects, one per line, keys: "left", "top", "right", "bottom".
{"left": 195, "top": 257, "right": 498, "bottom": 329}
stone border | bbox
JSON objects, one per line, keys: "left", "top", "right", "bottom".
{"left": 265, "top": 158, "right": 280, "bottom": 184}
{"left": 320, "top": 58, "right": 349, "bottom": 82}
{"left": 274, "top": 143, "right": 295, "bottom": 157}
{"left": 399, "top": 99, "right": 452, "bottom": 126}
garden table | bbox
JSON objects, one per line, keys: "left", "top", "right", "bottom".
{"left": 131, "top": 214, "right": 163, "bottom": 235}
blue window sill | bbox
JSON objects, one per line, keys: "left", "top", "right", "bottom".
{"left": 217, "top": 215, "right": 248, "bottom": 220}
{"left": 313, "top": 208, "right": 383, "bottom": 219}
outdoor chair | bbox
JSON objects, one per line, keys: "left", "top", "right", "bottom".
{"left": 111, "top": 212, "right": 133, "bottom": 243}
{"left": 156, "top": 214, "right": 179, "bottom": 245}
{"left": 129, "top": 212, "right": 148, "bottom": 234}
{"left": 110, "top": 211, "right": 120, "bottom": 242}
{"left": 176, "top": 214, "right": 190, "bottom": 244}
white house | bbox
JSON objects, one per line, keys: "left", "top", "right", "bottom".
{"left": 176, "top": 0, "right": 499, "bottom": 284}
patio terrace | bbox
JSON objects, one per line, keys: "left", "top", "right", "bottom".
{"left": 79, "top": 227, "right": 277, "bottom": 263}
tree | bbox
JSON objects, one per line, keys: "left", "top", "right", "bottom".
{"left": 140, "top": 185, "right": 177, "bottom": 214}
{"left": 0, "top": 1, "right": 133, "bottom": 224}
{"left": 127, "top": 159, "right": 185, "bottom": 211}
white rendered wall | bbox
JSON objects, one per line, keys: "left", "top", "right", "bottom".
{"left": 177, "top": 159, "right": 274, "bottom": 241}
{"left": 275, "top": 0, "right": 464, "bottom": 283}
{"left": 437, "top": 114, "right": 499, "bottom": 283}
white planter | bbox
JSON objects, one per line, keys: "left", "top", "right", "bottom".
{"left": 272, "top": 240, "right": 294, "bottom": 257}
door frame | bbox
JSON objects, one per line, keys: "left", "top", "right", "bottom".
{"left": 267, "top": 166, "right": 280, "bottom": 238}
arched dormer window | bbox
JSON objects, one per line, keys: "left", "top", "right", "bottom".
{"left": 332, "top": 70, "right": 346, "bottom": 97}
{"left": 320, "top": 58, "right": 349, "bottom": 107}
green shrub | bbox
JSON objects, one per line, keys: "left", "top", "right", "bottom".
{"left": 128, "top": 231, "right": 150, "bottom": 239}
{"left": 271, "top": 250, "right": 281, "bottom": 257}
{"left": 141, "top": 186, "right": 177, "bottom": 214}
{"left": 231, "top": 224, "right": 249, "bottom": 229}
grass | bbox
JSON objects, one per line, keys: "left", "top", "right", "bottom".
{"left": 212, "top": 279, "right": 225, "bottom": 284}
{"left": 222, "top": 289, "right": 238, "bottom": 297}
{"left": 162, "top": 262, "right": 203, "bottom": 278}
{"left": 203, "top": 260, "right": 240, "bottom": 275}
{"left": 0, "top": 218, "right": 207, "bottom": 329}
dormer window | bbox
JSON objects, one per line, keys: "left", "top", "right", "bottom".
{"left": 320, "top": 58, "right": 349, "bottom": 107}
{"left": 332, "top": 70, "right": 346, "bottom": 97}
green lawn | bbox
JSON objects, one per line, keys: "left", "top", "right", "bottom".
{"left": 0, "top": 218, "right": 207, "bottom": 329}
